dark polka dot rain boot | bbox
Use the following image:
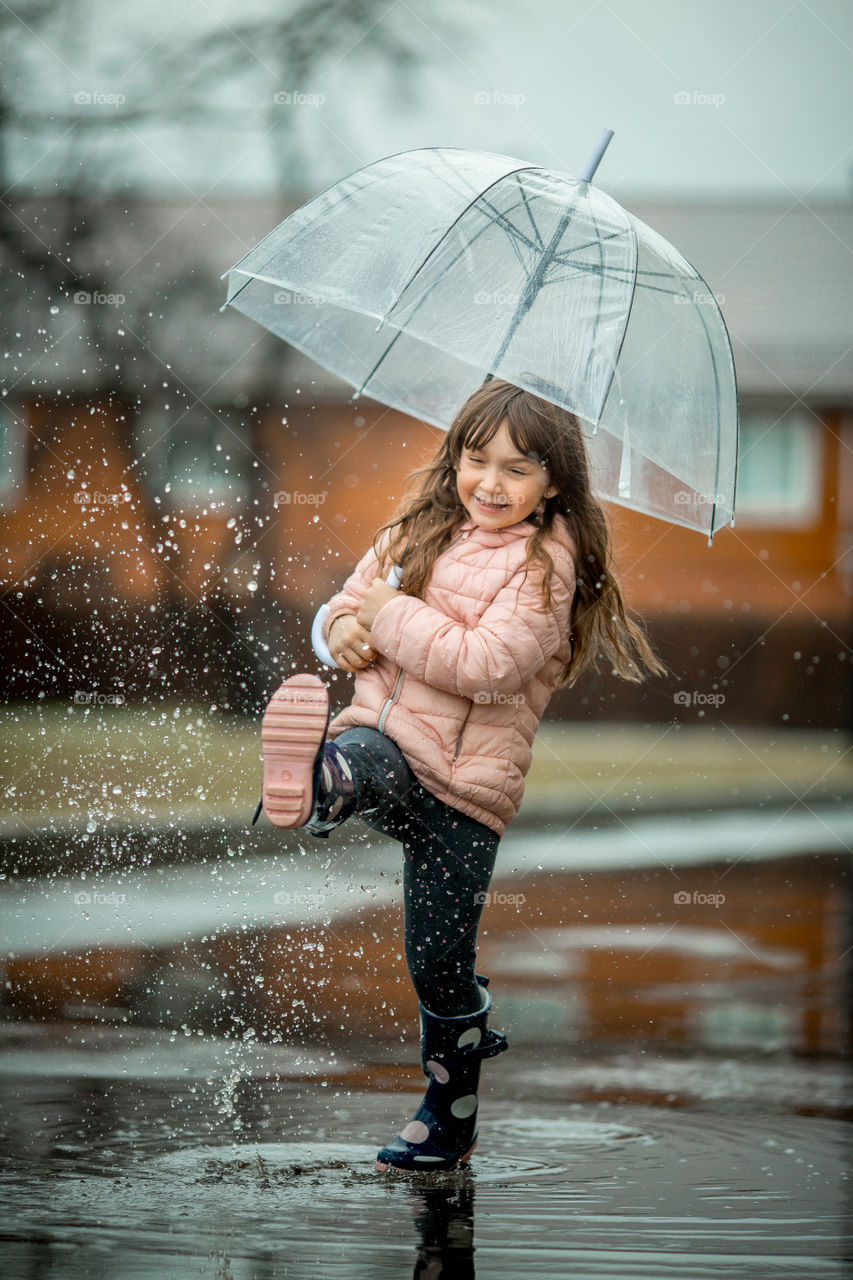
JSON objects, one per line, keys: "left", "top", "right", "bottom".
{"left": 376, "top": 974, "right": 508, "bottom": 1173}
{"left": 258, "top": 674, "right": 358, "bottom": 836}
{"left": 304, "top": 738, "right": 359, "bottom": 838}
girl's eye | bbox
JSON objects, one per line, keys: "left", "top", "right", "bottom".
{"left": 467, "top": 456, "right": 528, "bottom": 476}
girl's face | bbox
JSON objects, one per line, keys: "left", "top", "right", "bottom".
{"left": 454, "top": 421, "right": 557, "bottom": 530}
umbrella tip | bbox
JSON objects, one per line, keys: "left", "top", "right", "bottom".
{"left": 579, "top": 128, "right": 615, "bottom": 183}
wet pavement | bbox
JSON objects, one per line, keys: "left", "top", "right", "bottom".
{"left": 1, "top": 801, "right": 852, "bottom": 1276}
{"left": 0, "top": 1028, "right": 851, "bottom": 1279}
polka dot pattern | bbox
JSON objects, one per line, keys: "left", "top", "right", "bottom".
{"left": 400, "top": 1120, "right": 430, "bottom": 1143}
{"left": 375, "top": 979, "right": 508, "bottom": 1172}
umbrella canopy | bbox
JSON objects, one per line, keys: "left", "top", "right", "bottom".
{"left": 221, "top": 147, "right": 738, "bottom": 541}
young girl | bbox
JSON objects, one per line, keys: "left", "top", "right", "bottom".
{"left": 260, "top": 377, "right": 665, "bottom": 1173}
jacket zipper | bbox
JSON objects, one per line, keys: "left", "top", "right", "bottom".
{"left": 378, "top": 667, "right": 404, "bottom": 734}
{"left": 453, "top": 704, "right": 472, "bottom": 760}
{"left": 376, "top": 527, "right": 471, "bottom": 735}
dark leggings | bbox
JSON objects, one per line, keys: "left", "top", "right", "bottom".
{"left": 333, "top": 727, "right": 500, "bottom": 1018}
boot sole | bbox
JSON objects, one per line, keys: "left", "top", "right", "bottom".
{"left": 261, "top": 675, "right": 329, "bottom": 828}
{"left": 374, "top": 1139, "right": 477, "bottom": 1174}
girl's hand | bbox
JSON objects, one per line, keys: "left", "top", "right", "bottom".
{"left": 356, "top": 579, "right": 399, "bottom": 630}
{"left": 327, "top": 614, "right": 377, "bottom": 672}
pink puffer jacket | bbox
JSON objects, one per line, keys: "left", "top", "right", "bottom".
{"left": 320, "top": 513, "right": 577, "bottom": 837}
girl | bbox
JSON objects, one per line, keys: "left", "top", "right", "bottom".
{"left": 260, "top": 377, "right": 665, "bottom": 1173}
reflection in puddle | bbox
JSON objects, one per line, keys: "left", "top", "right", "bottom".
{"left": 0, "top": 1079, "right": 849, "bottom": 1279}
{"left": 3, "top": 850, "right": 849, "bottom": 1059}
{"left": 0, "top": 844, "right": 850, "bottom": 1276}
{"left": 475, "top": 851, "right": 850, "bottom": 1056}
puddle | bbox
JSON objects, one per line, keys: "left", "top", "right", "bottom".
{"left": 1, "top": 840, "right": 850, "bottom": 1276}
{"left": 0, "top": 1066, "right": 850, "bottom": 1279}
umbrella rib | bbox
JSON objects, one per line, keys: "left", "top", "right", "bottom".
{"left": 402, "top": 174, "right": 554, "bottom": 313}
{"left": 490, "top": 191, "right": 602, "bottom": 374}
{"left": 403, "top": 187, "right": 547, "bottom": 300}
{"left": 550, "top": 228, "right": 628, "bottom": 260}
{"left": 378, "top": 162, "right": 539, "bottom": 326}
{"left": 358, "top": 162, "right": 541, "bottom": 396}
{"left": 472, "top": 195, "right": 539, "bottom": 275}
{"left": 220, "top": 270, "right": 257, "bottom": 309}
{"left": 516, "top": 182, "right": 546, "bottom": 250}
{"left": 592, "top": 216, "right": 640, "bottom": 439}
{"left": 428, "top": 189, "right": 548, "bottom": 280}
{"left": 505, "top": 223, "right": 535, "bottom": 276}
{"left": 381, "top": 216, "right": 530, "bottom": 347}
{"left": 550, "top": 251, "right": 670, "bottom": 280}
{"left": 546, "top": 265, "right": 687, "bottom": 298}
{"left": 580, "top": 199, "right": 611, "bottom": 404}
{"left": 475, "top": 194, "right": 546, "bottom": 256}
{"left": 375, "top": 198, "right": 545, "bottom": 365}
{"left": 683, "top": 261, "right": 738, "bottom": 540}
{"left": 352, "top": 327, "right": 405, "bottom": 400}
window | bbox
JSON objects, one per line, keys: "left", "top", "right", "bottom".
{"left": 0, "top": 402, "right": 25, "bottom": 507}
{"left": 136, "top": 405, "right": 250, "bottom": 508}
{"left": 735, "top": 407, "right": 822, "bottom": 526}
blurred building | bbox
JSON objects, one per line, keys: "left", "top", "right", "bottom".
{"left": 1, "top": 195, "right": 851, "bottom": 725}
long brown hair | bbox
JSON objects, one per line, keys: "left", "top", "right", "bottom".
{"left": 372, "top": 378, "right": 666, "bottom": 686}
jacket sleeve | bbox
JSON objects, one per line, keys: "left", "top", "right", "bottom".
{"left": 320, "top": 534, "right": 387, "bottom": 648}
{"left": 368, "top": 546, "right": 576, "bottom": 699}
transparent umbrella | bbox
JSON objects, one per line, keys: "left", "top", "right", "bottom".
{"left": 221, "top": 137, "right": 738, "bottom": 542}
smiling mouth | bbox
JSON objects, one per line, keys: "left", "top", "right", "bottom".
{"left": 474, "top": 496, "right": 508, "bottom": 511}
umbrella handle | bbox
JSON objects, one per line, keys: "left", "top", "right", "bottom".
{"left": 579, "top": 128, "right": 614, "bottom": 183}
{"left": 311, "top": 565, "right": 403, "bottom": 668}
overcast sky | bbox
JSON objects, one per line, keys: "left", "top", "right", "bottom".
{"left": 8, "top": 0, "right": 853, "bottom": 202}
{"left": 310, "top": 0, "right": 853, "bottom": 201}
